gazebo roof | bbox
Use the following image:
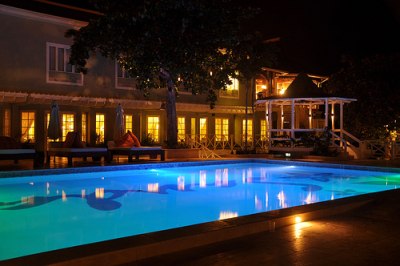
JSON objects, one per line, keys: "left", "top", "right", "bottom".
{"left": 264, "top": 72, "right": 332, "bottom": 100}
{"left": 255, "top": 72, "right": 356, "bottom": 106}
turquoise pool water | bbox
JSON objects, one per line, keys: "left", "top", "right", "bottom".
{"left": 1, "top": 160, "right": 400, "bottom": 261}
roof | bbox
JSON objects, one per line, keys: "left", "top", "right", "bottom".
{"left": 266, "top": 72, "right": 331, "bottom": 100}
{"left": 0, "top": 0, "right": 99, "bottom": 21}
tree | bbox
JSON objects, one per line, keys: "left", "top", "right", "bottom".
{"left": 66, "top": 0, "right": 275, "bottom": 148}
{"left": 324, "top": 53, "right": 400, "bottom": 139}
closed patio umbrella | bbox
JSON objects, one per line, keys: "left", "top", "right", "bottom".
{"left": 113, "top": 103, "right": 125, "bottom": 142}
{"left": 47, "top": 101, "right": 62, "bottom": 141}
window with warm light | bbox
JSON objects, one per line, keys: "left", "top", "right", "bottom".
{"left": 242, "top": 119, "right": 253, "bottom": 142}
{"left": 21, "top": 111, "right": 35, "bottom": 143}
{"left": 215, "top": 118, "right": 229, "bottom": 141}
{"left": 255, "top": 78, "right": 268, "bottom": 98}
{"left": 220, "top": 76, "right": 239, "bottom": 98}
{"left": 147, "top": 116, "right": 160, "bottom": 142}
{"left": 191, "top": 118, "right": 196, "bottom": 138}
{"left": 95, "top": 113, "right": 105, "bottom": 144}
{"left": 46, "top": 42, "right": 83, "bottom": 85}
{"left": 260, "top": 120, "right": 267, "bottom": 141}
{"left": 276, "top": 80, "right": 292, "bottom": 95}
{"left": 81, "top": 113, "right": 87, "bottom": 142}
{"left": 3, "top": 108, "right": 11, "bottom": 137}
{"left": 62, "top": 113, "right": 75, "bottom": 141}
{"left": 177, "top": 116, "right": 185, "bottom": 142}
{"left": 115, "top": 61, "right": 135, "bottom": 90}
{"left": 199, "top": 118, "right": 207, "bottom": 141}
{"left": 125, "top": 114, "right": 133, "bottom": 132}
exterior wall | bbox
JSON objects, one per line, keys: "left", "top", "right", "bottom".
{"left": 0, "top": 5, "right": 255, "bottom": 155}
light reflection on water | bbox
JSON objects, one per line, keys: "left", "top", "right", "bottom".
{"left": 1, "top": 162, "right": 400, "bottom": 260}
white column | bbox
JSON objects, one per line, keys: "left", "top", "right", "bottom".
{"left": 331, "top": 102, "right": 335, "bottom": 130}
{"left": 265, "top": 101, "right": 270, "bottom": 147}
{"left": 324, "top": 98, "right": 329, "bottom": 128}
{"left": 340, "top": 101, "right": 344, "bottom": 142}
{"left": 291, "top": 99, "right": 295, "bottom": 138}
{"left": 309, "top": 103, "right": 313, "bottom": 129}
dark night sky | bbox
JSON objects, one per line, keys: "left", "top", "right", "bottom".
{"left": 3, "top": 0, "right": 399, "bottom": 75}
{"left": 247, "top": 0, "right": 400, "bottom": 75}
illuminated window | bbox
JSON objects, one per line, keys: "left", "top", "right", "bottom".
{"left": 215, "top": 118, "right": 229, "bottom": 141}
{"left": 242, "top": 119, "right": 253, "bottom": 142}
{"left": 220, "top": 76, "right": 239, "bottom": 98}
{"left": 177, "top": 117, "right": 185, "bottom": 142}
{"left": 191, "top": 118, "right": 196, "bottom": 138}
{"left": 255, "top": 78, "right": 268, "bottom": 98}
{"left": 276, "top": 80, "right": 292, "bottom": 95}
{"left": 125, "top": 114, "right": 133, "bottom": 132}
{"left": 81, "top": 113, "right": 87, "bottom": 142}
{"left": 115, "top": 61, "right": 135, "bottom": 90}
{"left": 62, "top": 113, "right": 75, "bottom": 141}
{"left": 95, "top": 113, "right": 105, "bottom": 144}
{"left": 46, "top": 42, "right": 82, "bottom": 85}
{"left": 21, "top": 111, "right": 35, "bottom": 143}
{"left": 3, "top": 108, "right": 11, "bottom": 137}
{"left": 260, "top": 120, "right": 267, "bottom": 141}
{"left": 147, "top": 116, "right": 160, "bottom": 142}
{"left": 200, "top": 118, "right": 207, "bottom": 140}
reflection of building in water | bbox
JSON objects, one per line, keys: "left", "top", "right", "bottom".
{"left": 242, "top": 168, "right": 253, "bottom": 183}
{"left": 62, "top": 190, "right": 67, "bottom": 201}
{"left": 95, "top": 188, "right": 104, "bottom": 199}
{"left": 223, "top": 168, "right": 229, "bottom": 186}
{"left": 190, "top": 174, "right": 196, "bottom": 189}
{"left": 81, "top": 189, "right": 86, "bottom": 198}
{"left": 177, "top": 176, "right": 185, "bottom": 191}
{"left": 21, "top": 196, "right": 35, "bottom": 205}
{"left": 200, "top": 170, "right": 207, "bottom": 188}
{"left": 303, "top": 191, "right": 318, "bottom": 204}
{"left": 147, "top": 183, "right": 159, "bottom": 193}
{"left": 219, "top": 211, "right": 238, "bottom": 220}
{"left": 260, "top": 168, "right": 268, "bottom": 182}
{"left": 215, "top": 169, "right": 222, "bottom": 187}
{"left": 277, "top": 190, "right": 287, "bottom": 208}
{"left": 254, "top": 195, "right": 262, "bottom": 210}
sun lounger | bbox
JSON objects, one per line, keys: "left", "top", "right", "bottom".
{"left": 107, "top": 141, "right": 165, "bottom": 161}
{"left": 0, "top": 136, "right": 37, "bottom": 165}
{"left": 47, "top": 142, "right": 109, "bottom": 166}
{"left": 0, "top": 149, "right": 37, "bottom": 163}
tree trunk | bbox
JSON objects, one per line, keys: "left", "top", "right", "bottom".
{"left": 160, "top": 69, "right": 178, "bottom": 148}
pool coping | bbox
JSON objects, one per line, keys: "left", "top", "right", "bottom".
{"left": 5, "top": 188, "right": 396, "bottom": 266}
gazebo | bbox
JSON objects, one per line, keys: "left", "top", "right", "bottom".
{"left": 255, "top": 73, "right": 357, "bottom": 154}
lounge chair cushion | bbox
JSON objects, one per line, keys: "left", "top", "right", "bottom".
{"left": 115, "top": 131, "right": 141, "bottom": 148}
{"left": 128, "top": 131, "right": 141, "bottom": 147}
{"left": 63, "top": 131, "right": 85, "bottom": 148}
{"left": 0, "top": 136, "right": 22, "bottom": 149}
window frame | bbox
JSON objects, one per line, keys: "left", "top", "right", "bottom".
{"left": 46, "top": 42, "right": 83, "bottom": 85}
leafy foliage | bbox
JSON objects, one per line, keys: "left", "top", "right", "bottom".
{"left": 65, "top": 0, "right": 276, "bottom": 146}
{"left": 324, "top": 53, "right": 400, "bottom": 139}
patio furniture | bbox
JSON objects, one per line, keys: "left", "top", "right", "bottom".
{"left": 0, "top": 136, "right": 37, "bottom": 164}
{"left": 107, "top": 141, "right": 165, "bottom": 162}
{"left": 47, "top": 132, "right": 109, "bottom": 166}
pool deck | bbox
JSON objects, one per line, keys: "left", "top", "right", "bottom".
{"left": 2, "top": 155, "right": 400, "bottom": 265}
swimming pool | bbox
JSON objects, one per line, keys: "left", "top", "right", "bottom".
{"left": 1, "top": 159, "right": 400, "bottom": 261}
